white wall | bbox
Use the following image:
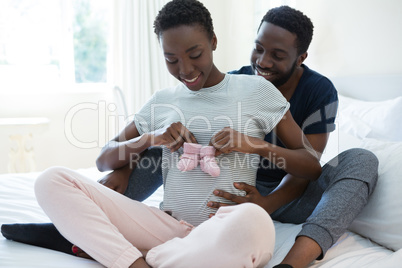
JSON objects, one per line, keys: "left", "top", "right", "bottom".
{"left": 201, "top": 0, "right": 255, "bottom": 72}
{"left": 0, "top": 91, "right": 118, "bottom": 174}
{"left": 204, "top": 0, "right": 402, "bottom": 77}
{"left": 296, "top": 0, "right": 402, "bottom": 77}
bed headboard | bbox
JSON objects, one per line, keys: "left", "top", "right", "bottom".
{"left": 330, "top": 75, "right": 402, "bottom": 101}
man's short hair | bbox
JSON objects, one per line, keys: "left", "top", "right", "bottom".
{"left": 260, "top": 6, "right": 314, "bottom": 55}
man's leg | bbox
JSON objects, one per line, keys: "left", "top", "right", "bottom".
{"left": 280, "top": 179, "right": 370, "bottom": 268}
{"left": 124, "top": 147, "right": 163, "bottom": 201}
{"left": 1, "top": 148, "right": 163, "bottom": 255}
{"left": 271, "top": 148, "right": 378, "bottom": 268}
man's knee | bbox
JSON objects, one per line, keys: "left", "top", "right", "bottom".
{"left": 341, "top": 148, "right": 378, "bottom": 168}
{"left": 345, "top": 148, "right": 379, "bottom": 188}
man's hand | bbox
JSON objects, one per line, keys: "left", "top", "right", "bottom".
{"left": 98, "top": 168, "right": 131, "bottom": 194}
{"left": 207, "top": 182, "right": 266, "bottom": 216}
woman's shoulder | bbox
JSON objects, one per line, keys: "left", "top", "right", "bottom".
{"left": 226, "top": 74, "right": 284, "bottom": 104}
{"left": 227, "top": 73, "right": 268, "bottom": 88}
{"left": 152, "top": 83, "right": 184, "bottom": 99}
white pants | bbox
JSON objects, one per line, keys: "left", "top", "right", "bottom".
{"left": 35, "top": 167, "right": 275, "bottom": 268}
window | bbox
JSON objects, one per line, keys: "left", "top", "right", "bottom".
{"left": 0, "top": 0, "right": 111, "bottom": 93}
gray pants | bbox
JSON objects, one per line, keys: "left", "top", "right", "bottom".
{"left": 124, "top": 147, "right": 163, "bottom": 202}
{"left": 258, "top": 148, "right": 378, "bottom": 258}
{"left": 124, "top": 147, "right": 379, "bottom": 259}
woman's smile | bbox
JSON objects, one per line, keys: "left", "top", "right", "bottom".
{"left": 182, "top": 73, "right": 202, "bottom": 88}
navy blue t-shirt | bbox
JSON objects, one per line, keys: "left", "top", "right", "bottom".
{"left": 229, "top": 65, "right": 338, "bottom": 184}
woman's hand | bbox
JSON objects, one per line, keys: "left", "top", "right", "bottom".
{"left": 210, "top": 127, "right": 262, "bottom": 156}
{"left": 150, "top": 122, "right": 197, "bottom": 151}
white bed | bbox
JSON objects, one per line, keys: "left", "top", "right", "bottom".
{"left": 1, "top": 75, "right": 402, "bottom": 267}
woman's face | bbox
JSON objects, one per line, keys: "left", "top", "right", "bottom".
{"left": 160, "top": 24, "right": 221, "bottom": 91}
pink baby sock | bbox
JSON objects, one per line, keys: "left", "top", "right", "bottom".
{"left": 177, "top": 143, "right": 203, "bottom": 172}
{"left": 200, "top": 146, "right": 220, "bottom": 177}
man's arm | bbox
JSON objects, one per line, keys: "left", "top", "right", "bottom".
{"left": 256, "top": 132, "right": 329, "bottom": 213}
{"left": 98, "top": 164, "right": 133, "bottom": 194}
{"left": 208, "top": 131, "right": 329, "bottom": 214}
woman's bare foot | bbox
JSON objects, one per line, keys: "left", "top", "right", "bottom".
{"left": 72, "top": 245, "right": 92, "bottom": 259}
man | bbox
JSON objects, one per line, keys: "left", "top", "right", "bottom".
{"left": 2, "top": 5, "right": 378, "bottom": 268}
{"left": 206, "top": 6, "right": 378, "bottom": 268}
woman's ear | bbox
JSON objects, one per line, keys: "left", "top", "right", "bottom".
{"left": 211, "top": 34, "right": 217, "bottom": 51}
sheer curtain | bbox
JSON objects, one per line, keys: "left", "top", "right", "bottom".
{"left": 112, "top": 0, "right": 177, "bottom": 118}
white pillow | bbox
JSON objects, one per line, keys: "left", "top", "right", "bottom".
{"left": 320, "top": 128, "right": 362, "bottom": 165}
{"left": 338, "top": 95, "right": 402, "bottom": 141}
{"left": 348, "top": 138, "right": 402, "bottom": 251}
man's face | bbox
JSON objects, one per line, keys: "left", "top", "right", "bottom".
{"left": 251, "top": 22, "right": 300, "bottom": 88}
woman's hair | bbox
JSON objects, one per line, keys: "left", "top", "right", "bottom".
{"left": 154, "top": 0, "right": 214, "bottom": 40}
{"left": 260, "top": 5, "right": 314, "bottom": 55}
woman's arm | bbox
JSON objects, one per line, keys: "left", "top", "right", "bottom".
{"left": 96, "top": 121, "right": 197, "bottom": 172}
{"left": 96, "top": 121, "right": 150, "bottom": 172}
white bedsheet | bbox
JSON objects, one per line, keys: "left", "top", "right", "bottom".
{"left": 0, "top": 168, "right": 400, "bottom": 267}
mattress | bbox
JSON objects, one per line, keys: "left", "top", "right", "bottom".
{"left": 1, "top": 167, "right": 400, "bottom": 267}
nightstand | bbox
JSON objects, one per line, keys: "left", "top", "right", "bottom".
{"left": 0, "top": 117, "right": 50, "bottom": 173}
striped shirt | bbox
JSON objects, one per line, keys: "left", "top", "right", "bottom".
{"left": 134, "top": 74, "right": 289, "bottom": 226}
